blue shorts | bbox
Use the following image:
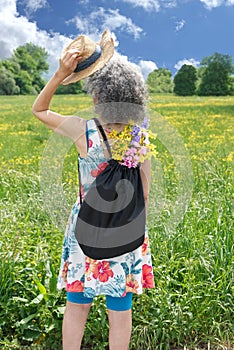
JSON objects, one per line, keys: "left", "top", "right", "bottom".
{"left": 67, "top": 292, "right": 133, "bottom": 311}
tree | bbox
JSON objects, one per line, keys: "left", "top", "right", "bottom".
{"left": 230, "top": 76, "right": 234, "bottom": 96}
{"left": 147, "top": 68, "right": 174, "bottom": 93}
{"left": 0, "top": 59, "right": 20, "bottom": 75}
{"left": 174, "top": 64, "right": 197, "bottom": 96}
{"left": 198, "top": 53, "right": 234, "bottom": 96}
{"left": 198, "top": 61, "right": 230, "bottom": 96}
{"left": 200, "top": 52, "right": 234, "bottom": 74}
{"left": 55, "top": 80, "right": 84, "bottom": 94}
{"left": 14, "top": 70, "right": 34, "bottom": 95}
{"left": 0, "top": 67, "right": 20, "bottom": 95}
{"left": 12, "top": 43, "right": 49, "bottom": 94}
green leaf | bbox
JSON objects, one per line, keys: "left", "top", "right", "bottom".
{"left": 12, "top": 297, "right": 29, "bottom": 303}
{"left": 49, "top": 276, "right": 57, "bottom": 293}
{"left": 34, "top": 278, "right": 48, "bottom": 301}
{"left": 29, "top": 293, "right": 44, "bottom": 305}
{"left": 16, "top": 313, "right": 37, "bottom": 327}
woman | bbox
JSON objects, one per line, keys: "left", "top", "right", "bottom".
{"left": 32, "top": 30, "right": 155, "bottom": 350}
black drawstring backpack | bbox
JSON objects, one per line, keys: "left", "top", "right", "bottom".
{"left": 75, "top": 118, "right": 146, "bottom": 260}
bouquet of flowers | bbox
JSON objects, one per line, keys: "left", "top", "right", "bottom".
{"left": 108, "top": 118, "right": 157, "bottom": 168}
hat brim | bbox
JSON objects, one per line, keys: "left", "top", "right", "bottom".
{"left": 61, "top": 30, "right": 114, "bottom": 85}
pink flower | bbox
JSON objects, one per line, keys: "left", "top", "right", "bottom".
{"left": 130, "top": 147, "right": 137, "bottom": 154}
{"left": 143, "top": 136, "right": 150, "bottom": 145}
{"left": 134, "top": 155, "right": 140, "bottom": 162}
{"left": 131, "top": 141, "right": 140, "bottom": 148}
{"left": 140, "top": 146, "right": 147, "bottom": 156}
{"left": 121, "top": 158, "right": 133, "bottom": 168}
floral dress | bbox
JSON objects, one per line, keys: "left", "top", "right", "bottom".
{"left": 57, "top": 119, "right": 155, "bottom": 298}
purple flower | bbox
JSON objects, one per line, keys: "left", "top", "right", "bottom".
{"left": 131, "top": 126, "right": 140, "bottom": 137}
{"left": 141, "top": 118, "right": 149, "bottom": 129}
{"left": 134, "top": 135, "right": 140, "bottom": 142}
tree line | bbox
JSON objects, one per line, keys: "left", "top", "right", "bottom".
{"left": 0, "top": 43, "right": 233, "bottom": 96}
{"left": 0, "top": 43, "right": 83, "bottom": 95}
{"left": 147, "top": 53, "right": 234, "bottom": 96}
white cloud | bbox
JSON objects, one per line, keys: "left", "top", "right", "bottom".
{"left": 175, "top": 19, "right": 186, "bottom": 32}
{"left": 164, "top": 0, "right": 177, "bottom": 8}
{"left": 67, "top": 7, "right": 143, "bottom": 40}
{"left": 174, "top": 58, "right": 200, "bottom": 71}
{"left": 0, "top": 0, "right": 71, "bottom": 78}
{"left": 120, "top": 0, "right": 160, "bottom": 11}
{"left": 138, "top": 60, "right": 158, "bottom": 79}
{"left": 200, "top": 0, "right": 223, "bottom": 9}
{"left": 121, "top": 0, "right": 234, "bottom": 10}
{"left": 200, "top": 0, "right": 234, "bottom": 9}
{"left": 23, "top": 0, "right": 48, "bottom": 15}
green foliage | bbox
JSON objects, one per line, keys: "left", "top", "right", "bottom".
{"left": 12, "top": 43, "right": 49, "bottom": 75}
{"left": 0, "top": 94, "right": 233, "bottom": 349}
{"left": 14, "top": 69, "right": 34, "bottom": 95}
{"left": 200, "top": 52, "right": 234, "bottom": 74}
{"left": 228, "top": 75, "right": 234, "bottom": 95}
{"left": 0, "top": 67, "right": 20, "bottom": 95}
{"left": 174, "top": 64, "right": 197, "bottom": 96}
{"left": 55, "top": 80, "right": 84, "bottom": 94}
{"left": 0, "top": 43, "right": 48, "bottom": 95}
{"left": 0, "top": 59, "right": 21, "bottom": 75}
{"left": 198, "top": 61, "right": 230, "bottom": 96}
{"left": 147, "top": 68, "right": 174, "bottom": 93}
{"left": 198, "top": 53, "right": 234, "bottom": 96}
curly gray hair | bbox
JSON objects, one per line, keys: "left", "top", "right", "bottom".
{"left": 84, "top": 56, "right": 148, "bottom": 124}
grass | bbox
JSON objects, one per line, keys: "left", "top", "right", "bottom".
{"left": 0, "top": 94, "right": 233, "bottom": 349}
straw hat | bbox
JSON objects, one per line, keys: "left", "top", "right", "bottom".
{"left": 61, "top": 29, "right": 114, "bottom": 85}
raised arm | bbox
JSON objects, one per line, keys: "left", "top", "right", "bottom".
{"left": 32, "top": 49, "right": 86, "bottom": 148}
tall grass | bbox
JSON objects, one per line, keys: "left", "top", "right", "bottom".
{"left": 0, "top": 94, "right": 233, "bottom": 349}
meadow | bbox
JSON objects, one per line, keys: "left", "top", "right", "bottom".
{"left": 0, "top": 94, "right": 233, "bottom": 349}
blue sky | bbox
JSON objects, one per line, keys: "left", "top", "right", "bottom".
{"left": 0, "top": 0, "right": 234, "bottom": 78}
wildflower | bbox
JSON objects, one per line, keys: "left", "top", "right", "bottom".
{"left": 108, "top": 120, "right": 157, "bottom": 168}
{"left": 140, "top": 117, "right": 149, "bottom": 129}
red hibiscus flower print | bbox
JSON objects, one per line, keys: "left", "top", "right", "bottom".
{"left": 142, "top": 237, "right": 149, "bottom": 256}
{"left": 98, "top": 261, "right": 114, "bottom": 282}
{"left": 142, "top": 264, "right": 155, "bottom": 288}
{"left": 86, "top": 260, "right": 114, "bottom": 283}
{"left": 91, "top": 162, "right": 108, "bottom": 177}
{"left": 88, "top": 138, "right": 93, "bottom": 148}
{"left": 66, "top": 279, "right": 84, "bottom": 292}
{"left": 126, "top": 274, "right": 139, "bottom": 293}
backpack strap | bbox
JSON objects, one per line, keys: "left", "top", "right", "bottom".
{"left": 93, "top": 117, "right": 112, "bottom": 158}
{"left": 78, "top": 161, "right": 83, "bottom": 205}
{"left": 78, "top": 118, "right": 112, "bottom": 206}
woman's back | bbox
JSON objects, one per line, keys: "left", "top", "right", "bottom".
{"left": 57, "top": 118, "right": 155, "bottom": 297}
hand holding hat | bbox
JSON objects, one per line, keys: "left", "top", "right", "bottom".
{"left": 60, "top": 29, "right": 114, "bottom": 85}
{"left": 59, "top": 49, "right": 82, "bottom": 78}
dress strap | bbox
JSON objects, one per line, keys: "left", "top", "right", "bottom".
{"left": 93, "top": 118, "right": 112, "bottom": 158}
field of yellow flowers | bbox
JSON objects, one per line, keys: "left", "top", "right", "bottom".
{"left": 0, "top": 94, "right": 233, "bottom": 349}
